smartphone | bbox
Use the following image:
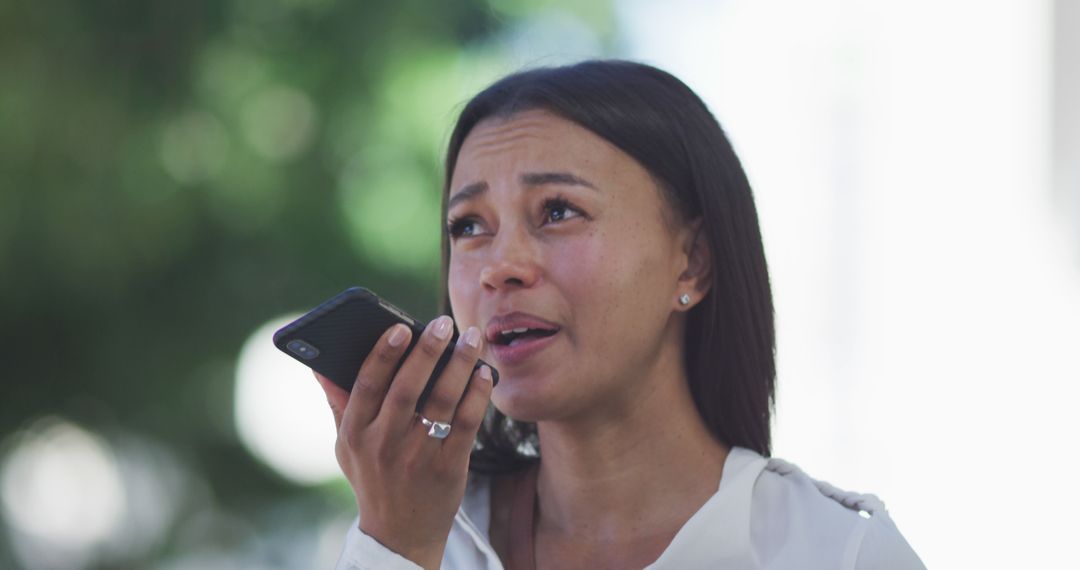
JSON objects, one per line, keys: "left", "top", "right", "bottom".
{"left": 272, "top": 287, "right": 498, "bottom": 409}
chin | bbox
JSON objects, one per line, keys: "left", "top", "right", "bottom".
{"left": 490, "top": 376, "right": 565, "bottom": 423}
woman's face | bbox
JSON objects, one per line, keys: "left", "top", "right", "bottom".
{"left": 447, "top": 110, "right": 695, "bottom": 422}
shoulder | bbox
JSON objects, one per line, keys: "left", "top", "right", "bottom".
{"left": 746, "top": 453, "right": 925, "bottom": 570}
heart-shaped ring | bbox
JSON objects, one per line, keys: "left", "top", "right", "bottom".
{"left": 419, "top": 415, "right": 452, "bottom": 439}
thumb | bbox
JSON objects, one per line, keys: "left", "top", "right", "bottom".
{"left": 313, "top": 372, "right": 348, "bottom": 430}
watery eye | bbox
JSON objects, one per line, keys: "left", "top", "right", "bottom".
{"left": 447, "top": 218, "right": 479, "bottom": 238}
{"left": 542, "top": 199, "right": 582, "bottom": 224}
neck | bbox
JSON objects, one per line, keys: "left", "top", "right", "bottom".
{"left": 532, "top": 340, "right": 729, "bottom": 541}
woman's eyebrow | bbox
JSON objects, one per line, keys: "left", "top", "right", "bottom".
{"left": 521, "top": 171, "right": 597, "bottom": 190}
{"left": 448, "top": 172, "right": 598, "bottom": 210}
{"left": 448, "top": 182, "right": 487, "bottom": 211}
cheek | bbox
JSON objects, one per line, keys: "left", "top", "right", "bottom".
{"left": 549, "top": 228, "right": 673, "bottom": 340}
{"left": 545, "top": 238, "right": 605, "bottom": 294}
{"left": 548, "top": 230, "right": 651, "bottom": 312}
{"left": 447, "top": 259, "right": 478, "bottom": 325}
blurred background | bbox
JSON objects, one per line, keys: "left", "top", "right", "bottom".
{"left": 1, "top": 0, "right": 1076, "bottom": 568}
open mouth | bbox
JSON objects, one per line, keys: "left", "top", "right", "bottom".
{"left": 485, "top": 312, "right": 562, "bottom": 365}
{"left": 493, "top": 327, "right": 559, "bottom": 347}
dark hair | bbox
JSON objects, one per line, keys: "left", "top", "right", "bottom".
{"left": 440, "top": 60, "right": 775, "bottom": 473}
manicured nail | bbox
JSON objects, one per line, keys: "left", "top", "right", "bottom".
{"left": 462, "top": 326, "right": 481, "bottom": 348}
{"left": 479, "top": 365, "right": 492, "bottom": 383}
{"left": 388, "top": 324, "right": 409, "bottom": 347}
{"left": 432, "top": 316, "right": 453, "bottom": 340}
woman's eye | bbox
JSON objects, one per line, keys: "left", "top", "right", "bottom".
{"left": 542, "top": 199, "right": 583, "bottom": 224}
{"left": 447, "top": 218, "right": 480, "bottom": 238}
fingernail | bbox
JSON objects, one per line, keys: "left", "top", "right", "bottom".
{"left": 388, "top": 324, "right": 409, "bottom": 347}
{"left": 479, "top": 365, "right": 492, "bottom": 382}
{"left": 462, "top": 326, "right": 481, "bottom": 348}
{"left": 433, "top": 316, "right": 453, "bottom": 340}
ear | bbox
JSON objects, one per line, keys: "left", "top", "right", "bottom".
{"left": 676, "top": 219, "right": 711, "bottom": 310}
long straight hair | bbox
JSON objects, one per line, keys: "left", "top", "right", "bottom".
{"left": 440, "top": 60, "right": 776, "bottom": 473}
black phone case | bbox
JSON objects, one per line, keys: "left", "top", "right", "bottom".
{"left": 272, "top": 287, "right": 498, "bottom": 410}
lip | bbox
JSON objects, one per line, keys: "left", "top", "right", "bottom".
{"left": 489, "top": 331, "right": 559, "bottom": 367}
{"left": 485, "top": 311, "right": 561, "bottom": 367}
{"left": 484, "top": 312, "right": 560, "bottom": 342}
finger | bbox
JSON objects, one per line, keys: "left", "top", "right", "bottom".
{"left": 416, "top": 325, "right": 483, "bottom": 428}
{"left": 441, "top": 364, "right": 494, "bottom": 458}
{"left": 340, "top": 323, "right": 412, "bottom": 435}
{"left": 314, "top": 372, "right": 348, "bottom": 429}
{"left": 379, "top": 315, "right": 455, "bottom": 430}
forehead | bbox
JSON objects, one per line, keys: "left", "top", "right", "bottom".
{"left": 448, "top": 109, "right": 685, "bottom": 235}
{"left": 451, "top": 109, "right": 632, "bottom": 185}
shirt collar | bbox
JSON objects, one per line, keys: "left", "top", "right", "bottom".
{"left": 646, "top": 446, "right": 766, "bottom": 568}
{"left": 455, "top": 446, "right": 768, "bottom": 569}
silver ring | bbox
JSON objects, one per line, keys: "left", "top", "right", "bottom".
{"left": 418, "top": 415, "right": 452, "bottom": 439}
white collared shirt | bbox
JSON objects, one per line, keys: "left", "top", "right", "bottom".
{"left": 335, "top": 447, "right": 925, "bottom": 569}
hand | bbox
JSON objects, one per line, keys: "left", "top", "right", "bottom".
{"left": 314, "top": 316, "right": 493, "bottom": 570}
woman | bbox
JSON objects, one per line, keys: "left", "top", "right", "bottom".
{"left": 316, "top": 60, "right": 924, "bottom": 569}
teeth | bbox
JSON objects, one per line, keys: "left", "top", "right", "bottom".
{"left": 500, "top": 327, "right": 530, "bottom": 336}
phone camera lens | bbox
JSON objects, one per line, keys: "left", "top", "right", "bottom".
{"left": 286, "top": 339, "right": 320, "bottom": 360}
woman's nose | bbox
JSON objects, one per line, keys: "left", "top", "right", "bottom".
{"left": 478, "top": 228, "right": 540, "bottom": 292}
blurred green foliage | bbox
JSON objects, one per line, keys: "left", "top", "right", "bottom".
{"left": 0, "top": 0, "right": 613, "bottom": 566}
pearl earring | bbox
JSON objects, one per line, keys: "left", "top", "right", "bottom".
{"left": 679, "top": 294, "right": 691, "bottom": 306}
